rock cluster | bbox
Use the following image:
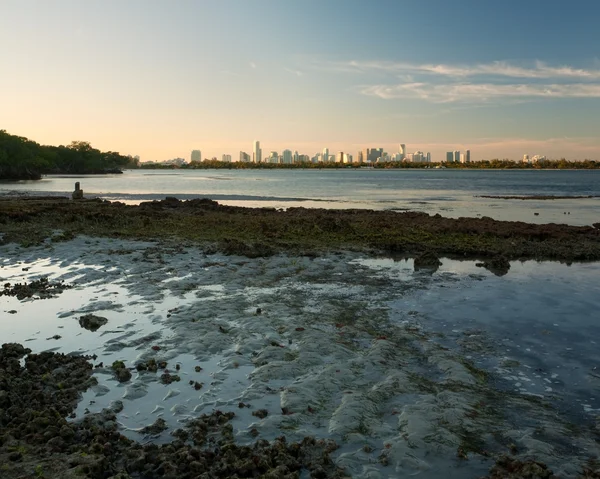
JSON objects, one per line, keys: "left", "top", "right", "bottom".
{"left": 0, "top": 343, "right": 347, "bottom": 478}
{"left": 1, "top": 277, "right": 71, "bottom": 300}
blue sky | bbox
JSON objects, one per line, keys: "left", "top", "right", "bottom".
{"left": 1, "top": 0, "right": 599, "bottom": 161}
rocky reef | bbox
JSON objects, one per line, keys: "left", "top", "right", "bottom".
{"left": 0, "top": 343, "right": 346, "bottom": 478}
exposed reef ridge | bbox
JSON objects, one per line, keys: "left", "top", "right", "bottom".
{"left": 1, "top": 196, "right": 600, "bottom": 262}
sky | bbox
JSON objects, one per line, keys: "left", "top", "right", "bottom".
{"left": 1, "top": 0, "right": 600, "bottom": 162}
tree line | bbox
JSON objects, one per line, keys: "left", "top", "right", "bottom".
{"left": 140, "top": 158, "right": 600, "bottom": 170}
{"left": 0, "top": 130, "right": 139, "bottom": 180}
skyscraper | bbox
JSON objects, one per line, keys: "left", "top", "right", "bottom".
{"left": 446, "top": 152, "right": 453, "bottom": 163}
{"left": 399, "top": 144, "right": 406, "bottom": 159}
{"left": 222, "top": 154, "right": 232, "bottom": 162}
{"left": 357, "top": 151, "right": 364, "bottom": 163}
{"left": 239, "top": 151, "right": 251, "bottom": 162}
{"left": 454, "top": 151, "right": 460, "bottom": 163}
{"left": 282, "top": 149, "right": 292, "bottom": 164}
{"left": 364, "top": 148, "right": 383, "bottom": 163}
{"left": 191, "top": 150, "right": 201, "bottom": 162}
{"left": 253, "top": 140, "right": 262, "bottom": 163}
{"left": 323, "top": 148, "right": 329, "bottom": 163}
{"left": 465, "top": 150, "right": 471, "bottom": 163}
{"left": 293, "top": 150, "right": 299, "bottom": 163}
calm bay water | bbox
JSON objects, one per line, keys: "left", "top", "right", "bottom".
{"left": 1, "top": 168, "right": 600, "bottom": 225}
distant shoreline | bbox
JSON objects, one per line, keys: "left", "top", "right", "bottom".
{"left": 137, "top": 162, "right": 600, "bottom": 171}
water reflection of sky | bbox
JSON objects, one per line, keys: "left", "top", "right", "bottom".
{"left": 2, "top": 169, "right": 600, "bottom": 226}
{"left": 380, "top": 258, "right": 600, "bottom": 421}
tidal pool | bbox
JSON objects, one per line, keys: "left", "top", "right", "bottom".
{"left": 1, "top": 237, "right": 599, "bottom": 478}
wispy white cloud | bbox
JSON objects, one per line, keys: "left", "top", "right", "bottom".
{"left": 337, "top": 60, "right": 600, "bottom": 80}
{"left": 284, "top": 68, "right": 303, "bottom": 77}
{"left": 360, "top": 82, "right": 600, "bottom": 103}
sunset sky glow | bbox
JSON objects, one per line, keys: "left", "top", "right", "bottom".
{"left": 1, "top": 0, "right": 600, "bottom": 162}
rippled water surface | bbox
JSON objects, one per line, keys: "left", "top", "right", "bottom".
{"left": 2, "top": 168, "right": 600, "bottom": 225}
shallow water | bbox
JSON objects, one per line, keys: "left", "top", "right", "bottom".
{"left": 1, "top": 237, "right": 599, "bottom": 478}
{"left": 2, "top": 169, "right": 600, "bottom": 226}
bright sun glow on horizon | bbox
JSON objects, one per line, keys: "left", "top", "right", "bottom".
{"left": 1, "top": 0, "right": 599, "bottom": 162}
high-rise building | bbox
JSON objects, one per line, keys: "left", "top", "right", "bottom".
{"left": 465, "top": 150, "right": 471, "bottom": 163}
{"left": 322, "top": 148, "right": 329, "bottom": 163}
{"left": 460, "top": 153, "right": 466, "bottom": 164}
{"left": 298, "top": 154, "right": 310, "bottom": 163}
{"left": 446, "top": 152, "right": 453, "bottom": 163}
{"left": 426, "top": 152, "right": 431, "bottom": 163}
{"left": 363, "top": 148, "right": 383, "bottom": 163}
{"left": 336, "top": 152, "right": 344, "bottom": 163}
{"left": 357, "top": 151, "right": 364, "bottom": 163}
{"left": 413, "top": 151, "right": 424, "bottom": 162}
{"left": 269, "top": 151, "right": 278, "bottom": 163}
{"left": 293, "top": 150, "right": 299, "bottom": 163}
{"left": 191, "top": 150, "right": 201, "bottom": 162}
{"left": 239, "top": 151, "right": 251, "bottom": 162}
{"left": 222, "top": 154, "right": 232, "bottom": 162}
{"left": 454, "top": 151, "right": 460, "bottom": 163}
{"left": 522, "top": 154, "right": 530, "bottom": 164}
{"left": 253, "top": 140, "right": 262, "bottom": 163}
{"left": 282, "top": 149, "right": 292, "bottom": 164}
{"left": 399, "top": 144, "right": 406, "bottom": 158}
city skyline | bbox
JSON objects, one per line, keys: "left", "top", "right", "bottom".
{"left": 1, "top": 1, "right": 600, "bottom": 162}
{"left": 177, "top": 142, "right": 568, "bottom": 166}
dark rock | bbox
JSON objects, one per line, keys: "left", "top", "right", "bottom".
{"left": 160, "top": 373, "right": 180, "bottom": 384}
{"left": 476, "top": 255, "right": 511, "bottom": 276}
{"left": 79, "top": 313, "right": 108, "bottom": 331}
{"left": 8, "top": 451, "right": 22, "bottom": 461}
{"left": 483, "top": 455, "right": 558, "bottom": 478}
{"left": 139, "top": 418, "right": 168, "bottom": 435}
{"left": 115, "top": 368, "right": 132, "bottom": 383}
{"left": 252, "top": 409, "right": 269, "bottom": 419}
{"left": 413, "top": 251, "right": 442, "bottom": 272}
